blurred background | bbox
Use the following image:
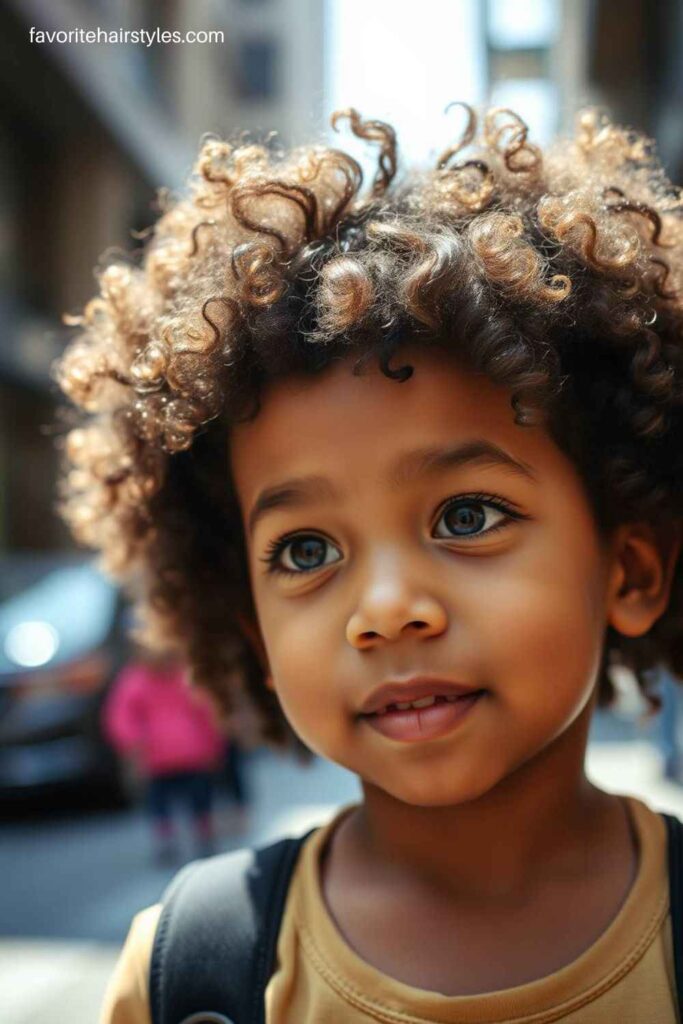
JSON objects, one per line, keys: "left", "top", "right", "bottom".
{"left": 2, "top": 0, "right": 683, "bottom": 1020}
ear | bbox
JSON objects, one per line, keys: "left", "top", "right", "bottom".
{"left": 235, "top": 612, "right": 275, "bottom": 691}
{"left": 606, "top": 520, "right": 682, "bottom": 638}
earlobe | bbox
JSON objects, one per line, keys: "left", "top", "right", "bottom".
{"left": 607, "top": 521, "right": 682, "bottom": 638}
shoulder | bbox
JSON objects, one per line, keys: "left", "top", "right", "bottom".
{"left": 623, "top": 793, "right": 675, "bottom": 845}
{"left": 99, "top": 904, "right": 162, "bottom": 1024}
{"left": 97, "top": 823, "right": 338, "bottom": 1024}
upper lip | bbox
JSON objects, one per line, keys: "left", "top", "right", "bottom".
{"left": 358, "top": 677, "right": 484, "bottom": 716}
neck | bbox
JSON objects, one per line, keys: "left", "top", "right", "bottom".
{"left": 347, "top": 692, "right": 617, "bottom": 906}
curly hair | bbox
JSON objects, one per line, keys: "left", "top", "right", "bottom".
{"left": 54, "top": 104, "right": 683, "bottom": 763}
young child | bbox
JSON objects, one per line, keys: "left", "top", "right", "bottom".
{"left": 56, "top": 103, "right": 683, "bottom": 1021}
{"left": 102, "top": 649, "right": 226, "bottom": 862}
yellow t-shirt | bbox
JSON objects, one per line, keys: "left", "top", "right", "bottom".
{"left": 100, "top": 794, "right": 679, "bottom": 1023}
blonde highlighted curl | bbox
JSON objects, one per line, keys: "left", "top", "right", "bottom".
{"left": 55, "top": 105, "right": 683, "bottom": 760}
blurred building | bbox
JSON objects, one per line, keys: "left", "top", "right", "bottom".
{"left": 486, "top": 0, "right": 683, "bottom": 177}
{"left": 1, "top": 0, "right": 681, "bottom": 554}
{"left": 587, "top": 0, "right": 683, "bottom": 180}
{"left": 485, "top": 0, "right": 582, "bottom": 142}
{"left": 0, "top": 0, "right": 323, "bottom": 552}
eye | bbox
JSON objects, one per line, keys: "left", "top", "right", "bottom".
{"left": 260, "top": 533, "right": 343, "bottom": 576}
{"left": 432, "top": 493, "right": 522, "bottom": 540}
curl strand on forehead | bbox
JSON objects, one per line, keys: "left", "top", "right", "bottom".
{"left": 54, "top": 104, "right": 683, "bottom": 757}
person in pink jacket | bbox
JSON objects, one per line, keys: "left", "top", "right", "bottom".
{"left": 102, "top": 651, "right": 226, "bottom": 863}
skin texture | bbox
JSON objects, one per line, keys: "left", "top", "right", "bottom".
{"left": 229, "top": 345, "right": 680, "bottom": 989}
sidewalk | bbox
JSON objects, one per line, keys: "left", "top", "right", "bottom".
{"left": 4, "top": 736, "right": 683, "bottom": 1024}
{"left": 0, "top": 939, "right": 120, "bottom": 1024}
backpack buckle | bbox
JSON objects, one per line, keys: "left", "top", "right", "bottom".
{"left": 179, "top": 1014, "right": 235, "bottom": 1024}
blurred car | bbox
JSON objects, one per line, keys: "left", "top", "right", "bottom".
{"left": 0, "top": 553, "right": 131, "bottom": 806}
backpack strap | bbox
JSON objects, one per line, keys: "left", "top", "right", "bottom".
{"left": 150, "top": 826, "right": 319, "bottom": 1024}
{"left": 661, "top": 811, "right": 683, "bottom": 1021}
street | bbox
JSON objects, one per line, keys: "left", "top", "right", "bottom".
{"left": 1, "top": 747, "right": 361, "bottom": 941}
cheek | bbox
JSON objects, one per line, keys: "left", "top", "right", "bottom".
{"left": 259, "top": 603, "right": 342, "bottom": 734}
{"left": 478, "top": 550, "right": 606, "bottom": 708}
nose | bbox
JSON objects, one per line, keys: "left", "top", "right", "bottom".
{"left": 346, "top": 570, "right": 448, "bottom": 650}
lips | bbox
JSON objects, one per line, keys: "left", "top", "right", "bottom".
{"left": 358, "top": 677, "right": 485, "bottom": 717}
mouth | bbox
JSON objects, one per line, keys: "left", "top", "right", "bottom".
{"left": 357, "top": 677, "right": 486, "bottom": 718}
{"left": 362, "top": 692, "right": 486, "bottom": 716}
{"left": 360, "top": 690, "right": 487, "bottom": 743}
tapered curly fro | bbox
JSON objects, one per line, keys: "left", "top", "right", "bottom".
{"left": 54, "top": 104, "right": 683, "bottom": 763}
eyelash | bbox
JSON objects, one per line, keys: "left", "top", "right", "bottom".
{"left": 259, "top": 492, "right": 525, "bottom": 578}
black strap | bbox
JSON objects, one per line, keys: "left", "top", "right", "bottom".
{"left": 150, "top": 826, "right": 318, "bottom": 1024}
{"left": 662, "top": 811, "right": 683, "bottom": 1021}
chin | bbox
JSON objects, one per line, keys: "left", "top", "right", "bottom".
{"left": 379, "top": 767, "right": 501, "bottom": 809}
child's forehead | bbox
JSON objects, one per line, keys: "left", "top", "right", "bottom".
{"left": 243, "top": 346, "right": 512, "bottom": 429}
{"left": 228, "top": 346, "right": 561, "bottom": 493}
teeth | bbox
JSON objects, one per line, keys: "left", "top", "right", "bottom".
{"left": 391, "top": 695, "right": 443, "bottom": 711}
{"left": 372, "top": 692, "right": 478, "bottom": 715}
{"left": 410, "top": 696, "right": 437, "bottom": 708}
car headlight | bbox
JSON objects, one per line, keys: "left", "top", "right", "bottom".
{"left": 4, "top": 621, "right": 60, "bottom": 668}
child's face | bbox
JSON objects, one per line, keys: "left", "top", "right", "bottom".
{"left": 229, "top": 346, "right": 622, "bottom": 806}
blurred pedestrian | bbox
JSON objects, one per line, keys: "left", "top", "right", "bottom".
{"left": 658, "top": 666, "right": 683, "bottom": 782}
{"left": 215, "top": 677, "right": 259, "bottom": 835}
{"left": 102, "top": 650, "right": 225, "bottom": 863}
{"left": 219, "top": 735, "right": 251, "bottom": 834}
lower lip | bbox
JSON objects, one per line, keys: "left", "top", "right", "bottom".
{"left": 361, "top": 693, "right": 485, "bottom": 742}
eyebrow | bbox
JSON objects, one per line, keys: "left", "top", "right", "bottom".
{"left": 247, "top": 439, "right": 537, "bottom": 535}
